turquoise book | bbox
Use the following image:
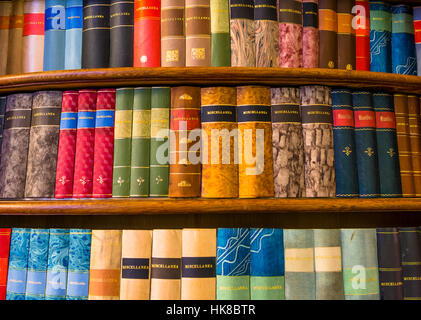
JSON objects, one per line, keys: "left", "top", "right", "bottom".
{"left": 45, "top": 229, "right": 70, "bottom": 300}
{"left": 64, "top": 0, "right": 83, "bottom": 70}
{"left": 66, "top": 229, "right": 91, "bottom": 300}
{"left": 6, "top": 228, "right": 31, "bottom": 300}
{"left": 44, "top": 0, "right": 66, "bottom": 71}
{"left": 25, "top": 229, "right": 50, "bottom": 300}
{"left": 216, "top": 228, "right": 250, "bottom": 300}
{"left": 250, "top": 228, "right": 284, "bottom": 300}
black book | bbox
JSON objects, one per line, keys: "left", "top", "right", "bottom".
{"left": 399, "top": 227, "right": 421, "bottom": 300}
{"left": 110, "top": 0, "right": 134, "bottom": 67}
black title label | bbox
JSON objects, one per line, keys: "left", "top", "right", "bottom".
{"left": 303, "top": 2, "right": 318, "bottom": 28}
{"left": 254, "top": 0, "right": 277, "bottom": 21}
{"left": 201, "top": 105, "right": 236, "bottom": 123}
{"left": 237, "top": 105, "right": 271, "bottom": 123}
{"left": 31, "top": 107, "right": 61, "bottom": 127}
{"left": 4, "top": 109, "right": 32, "bottom": 130}
{"left": 151, "top": 257, "right": 181, "bottom": 280}
{"left": 272, "top": 104, "right": 301, "bottom": 123}
{"left": 121, "top": 258, "right": 150, "bottom": 280}
{"left": 301, "top": 104, "right": 333, "bottom": 124}
{"left": 278, "top": 0, "right": 303, "bottom": 24}
{"left": 182, "top": 257, "right": 216, "bottom": 278}
{"left": 230, "top": 0, "right": 254, "bottom": 20}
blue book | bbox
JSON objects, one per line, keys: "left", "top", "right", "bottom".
{"left": 45, "top": 229, "right": 70, "bottom": 300}
{"left": 6, "top": 228, "right": 31, "bottom": 300}
{"left": 25, "top": 229, "right": 50, "bottom": 300}
{"left": 370, "top": 1, "right": 392, "bottom": 73}
{"left": 65, "top": 0, "right": 83, "bottom": 70}
{"left": 66, "top": 229, "right": 91, "bottom": 300}
{"left": 414, "top": 7, "right": 421, "bottom": 75}
{"left": 44, "top": 0, "right": 66, "bottom": 71}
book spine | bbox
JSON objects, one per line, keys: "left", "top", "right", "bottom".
{"left": 352, "top": 91, "right": 380, "bottom": 198}
{"left": 82, "top": 0, "right": 110, "bottom": 68}
{"left": 201, "top": 87, "right": 238, "bottom": 198}
{"left": 332, "top": 89, "right": 359, "bottom": 197}
{"left": 25, "top": 91, "right": 62, "bottom": 198}
{"left": 355, "top": 0, "right": 370, "bottom": 71}
{"left": 120, "top": 230, "right": 152, "bottom": 300}
{"left": 133, "top": 0, "right": 160, "bottom": 67}
{"left": 414, "top": 7, "right": 421, "bottom": 75}
{"left": 0, "top": 1, "right": 11, "bottom": 75}
{"left": 376, "top": 228, "right": 404, "bottom": 300}
{"left": 373, "top": 93, "right": 402, "bottom": 197}
{"left": 408, "top": 96, "right": 421, "bottom": 197}
{"left": 302, "top": 0, "right": 318, "bottom": 68}
{"left": 181, "top": 229, "right": 216, "bottom": 300}
{"left": 25, "top": 229, "right": 49, "bottom": 300}
{"left": 72, "top": 90, "right": 97, "bottom": 198}
{"left": 112, "top": 88, "right": 133, "bottom": 197}
{"left": 88, "top": 230, "right": 122, "bottom": 300}
{"left": 150, "top": 87, "right": 170, "bottom": 197}
{"left": 64, "top": 0, "right": 83, "bottom": 70}
{"left": 169, "top": 86, "right": 201, "bottom": 198}
{"left": 210, "top": 0, "right": 230, "bottom": 66}
{"left": 250, "top": 228, "right": 285, "bottom": 300}
{"left": 255, "top": 0, "right": 278, "bottom": 67}
{"left": 0, "top": 96, "right": 6, "bottom": 164}
{"left": 237, "top": 86, "right": 274, "bottom": 198}
{"left": 0, "top": 93, "right": 33, "bottom": 199}
{"left": 161, "top": 0, "right": 185, "bottom": 67}
{"left": 337, "top": 0, "right": 355, "bottom": 70}
{"left": 92, "top": 89, "right": 115, "bottom": 198}
{"left": 6, "top": 0, "right": 23, "bottom": 74}
{"left": 278, "top": 0, "right": 302, "bottom": 68}
{"left": 370, "top": 1, "right": 391, "bottom": 73}
{"left": 22, "top": 0, "right": 45, "bottom": 73}
{"left": 110, "top": 0, "right": 133, "bottom": 67}
{"left": 150, "top": 229, "right": 182, "bottom": 300}
{"left": 230, "top": 0, "right": 255, "bottom": 67}
{"left": 300, "top": 85, "right": 335, "bottom": 197}
{"left": 130, "top": 88, "right": 151, "bottom": 197}
{"left": 216, "top": 228, "right": 250, "bottom": 300}
{"left": 0, "top": 228, "right": 11, "bottom": 300}
{"left": 66, "top": 229, "right": 91, "bottom": 300}
{"left": 186, "top": 0, "right": 211, "bottom": 66}
{"left": 6, "top": 228, "right": 31, "bottom": 300}
{"left": 318, "top": 0, "right": 337, "bottom": 68}
{"left": 271, "top": 87, "right": 305, "bottom": 198}
{"left": 43, "top": 0, "right": 66, "bottom": 71}
{"left": 399, "top": 227, "right": 421, "bottom": 300}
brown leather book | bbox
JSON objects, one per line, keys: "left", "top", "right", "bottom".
{"left": 6, "top": 0, "right": 23, "bottom": 75}
{"left": 169, "top": 86, "right": 201, "bottom": 198}
{"left": 319, "top": 0, "right": 337, "bottom": 69}
{"left": 337, "top": 0, "right": 355, "bottom": 70}
{"left": 408, "top": 96, "right": 421, "bottom": 197}
{"left": 0, "top": 1, "right": 11, "bottom": 76}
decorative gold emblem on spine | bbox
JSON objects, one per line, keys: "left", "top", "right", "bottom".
{"left": 342, "top": 146, "right": 352, "bottom": 157}
{"left": 155, "top": 176, "right": 164, "bottom": 184}
{"left": 365, "top": 147, "right": 374, "bottom": 157}
{"left": 137, "top": 177, "right": 145, "bottom": 185}
{"left": 387, "top": 148, "right": 396, "bottom": 158}
{"left": 117, "top": 176, "right": 125, "bottom": 187}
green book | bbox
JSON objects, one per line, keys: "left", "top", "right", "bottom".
{"left": 210, "top": 0, "right": 230, "bottom": 66}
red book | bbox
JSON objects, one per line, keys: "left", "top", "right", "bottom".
{"left": 355, "top": 0, "right": 370, "bottom": 71}
{"left": 133, "top": 0, "right": 161, "bottom": 67}
{"left": 92, "top": 89, "right": 116, "bottom": 198}
{"left": 55, "top": 91, "right": 79, "bottom": 198}
{"left": 0, "top": 228, "right": 11, "bottom": 300}
{"left": 73, "top": 90, "right": 97, "bottom": 198}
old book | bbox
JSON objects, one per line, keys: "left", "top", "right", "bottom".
{"left": 89, "top": 230, "right": 122, "bottom": 300}
{"left": 210, "top": 0, "right": 230, "bottom": 66}
{"left": 201, "top": 87, "right": 238, "bottom": 198}
{"left": 0, "top": 93, "right": 33, "bottom": 199}
{"left": 150, "top": 229, "right": 182, "bottom": 300}
{"left": 255, "top": 0, "right": 278, "bottom": 67}
{"left": 216, "top": 228, "right": 250, "bottom": 300}
{"left": 0, "top": 228, "right": 11, "bottom": 300}
{"left": 415, "top": 7, "right": 421, "bottom": 75}
{"left": 300, "top": 85, "right": 335, "bottom": 197}
{"left": 399, "top": 228, "right": 421, "bottom": 300}
{"left": 64, "top": 0, "right": 83, "bottom": 70}
{"left": 337, "top": 0, "right": 355, "bottom": 70}
{"left": 0, "top": 1, "right": 11, "bottom": 75}
{"left": 302, "top": 0, "right": 319, "bottom": 68}
{"left": 355, "top": 0, "right": 370, "bottom": 71}
{"left": 161, "top": 0, "right": 185, "bottom": 67}
{"left": 230, "top": 0, "right": 255, "bottom": 67}
{"left": 370, "top": 1, "right": 392, "bottom": 73}
{"left": 0, "top": 96, "right": 6, "bottom": 164}
{"left": 237, "top": 86, "right": 274, "bottom": 198}
{"left": 318, "top": 0, "right": 337, "bottom": 68}
{"left": 181, "top": 229, "right": 216, "bottom": 300}
{"left": 43, "top": 0, "right": 66, "bottom": 71}
{"left": 408, "top": 96, "right": 421, "bottom": 197}
{"left": 278, "top": 0, "right": 302, "bottom": 68}
{"left": 169, "top": 86, "right": 201, "bottom": 198}
{"left": 6, "top": 0, "right": 23, "bottom": 74}
{"left": 120, "top": 230, "right": 152, "bottom": 300}
{"left": 110, "top": 0, "right": 133, "bottom": 67}
{"left": 25, "top": 91, "right": 62, "bottom": 198}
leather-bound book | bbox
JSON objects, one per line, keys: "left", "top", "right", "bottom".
{"left": 337, "top": 0, "right": 355, "bottom": 70}
{"left": 355, "top": 0, "right": 370, "bottom": 71}
{"left": 271, "top": 87, "right": 305, "bottom": 198}
{"left": 415, "top": 7, "right": 421, "bottom": 75}
{"left": 0, "top": 93, "right": 33, "bottom": 199}
{"left": 250, "top": 228, "right": 285, "bottom": 300}
{"left": 210, "top": 0, "right": 230, "bottom": 66}
{"left": 43, "top": 0, "right": 66, "bottom": 71}
{"left": 399, "top": 227, "right": 421, "bottom": 300}
{"left": 408, "top": 96, "right": 421, "bottom": 197}
{"left": 120, "top": 230, "right": 152, "bottom": 300}
{"left": 161, "top": 0, "right": 185, "bottom": 67}
{"left": 134, "top": 0, "right": 160, "bottom": 67}
{"left": 318, "top": 0, "right": 337, "bottom": 68}
{"left": 73, "top": 89, "right": 97, "bottom": 198}
{"left": 181, "top": 229, "right": 216, "bottom": 300}
{"left": 82, "top": 0, "right": 110, "bottom": 68}
{"left": 0, "top": 96, "right": 6, "bottom": 164}
{"left": 92, "top": 89, "right": 115, "bottom": 198}
{"left": 0, "top": 1, "right": 11, "bottom": 75}
{"left": 64, "top": 0, "right": 83, "bottom": 70}
{"left": 22, "top": 0, "right": 45, "bottom": 73}
{"left": 169, "top": 86, "right": 201, "bottom": 198}
{"left": 0, "top": 228, "right": 11, "bottom": 300}
{"left": 278, "top": 0, "right": 302, "bottom": 68}
{"left": 25, "top": 91, "right": 62, "bottom": 198}
{"left": 150, "top": 229, "right": 182, "bottom": 300}
{"left": 201, "top": 87, "right": 238, "bottom": 198}
{"left": 230, "top": 0, "right": 255, "bottom": 67}
{"left": 300, "top": 85, "right": 335, "bottom": 197}
{"left": 255, "top": 0, "right": 278, "bottom": 67}
{"left": 186, "top": 0, "right": 211, "bottom": 66}
{"left": 110, "top": 0, "right": 133, "bottom": 68}
{"left": 370, "top": 1, "right": 391, "bottom": 73}
{"left": 376, "top": 228, "right": 404, "bottom": 300}
{"left": 6, "top": 0, "right": 23, "bottom": 74}
{"left": 89, "top": 230, "right": 122, "bottom": 300}
{"left": 237, "top": 86, "right": 274, "bottom": 198}
{"left": 302, "top": 0, "right": 318, "bottom": 68}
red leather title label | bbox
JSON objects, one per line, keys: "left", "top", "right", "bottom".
{"left": 376, "top": 111, "right": 396, "bottom": 129}
{"left": 333, "top": 109, "right": 354, "bottom": 127}
{"left": 414, "top": 20, "right": 421, "bottom": 44}
{"left": 171, "top": 109, "right": 201, "bottom": 131}
{"left": 354, "top": 110, "right": 376, "bottom": 128}
{"left": 23, "top": 13, "right": 45, "bottom": 36}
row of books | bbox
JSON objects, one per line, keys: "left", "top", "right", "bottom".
{"left": 0, "top": 227, "right": 420, "bottom": 300}
{"left": 1, "top": 1, "right": 420, "bottom": 74}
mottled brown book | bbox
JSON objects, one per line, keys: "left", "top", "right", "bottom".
{"left": 6, "top": 0, "right": 24, "bottom": 75}
{"left": 408, "top": 96, "right": 421, "bottom": 197}
{"left": 0, "top": 1, "right": 12, "bottom": 76}
{"left": 255, "top": 0, "right": 279, "bottom": 67}
{"left": 337, "top": 0, "right": 355, "bottom": 70}
{"left": 162, "top": 0, "right": 185, "bottom": 67}
{"left": 319, "top": 0, "right": 337, "bottom": 68}
{"left": 201, "top": 87, "right": 238, "bottom": 198}
{"left": 237, "top": 86, "right": 274, "bottom": 198}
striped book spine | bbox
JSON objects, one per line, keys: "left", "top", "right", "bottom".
{"left": 414, "top": 7, "right": 421, "bottom": 75}
{"left": 355, "top": 0, "right": 370, "bottom": 71}
{"left": 408, "top": 96, "right": 421, "bottom": 196}
{"left": 0, "top": 228, "right": 11, "bottom": 300}
{"left": 161, "top": 0, "right": 185, "bottom": 67}
{"left": 318, "top": 0, "right": 337, "bottom": 68}
{"left": 399, "top": 227, "right": 421, "bottom": 300}
{"left": 302, "top": 0, "right": 319, "bottom": 68}
{"left": 0, "top": 1, "right": 11, "bottom": 75}
{"left": 370, "top": 1, "right": 392, "bottom": 73}
{"left": 64, "top": 0, "right": 83, "bottom": 70}
{"left": 337, "top": 0, "right": 355, "bottom": 70}
{"left": 6, "top": 0, "right": 24, "bottom": 75}
{"left": 43, "top": 0, "right": 66, "bottom": 71}
{"left": 254, "top": 0, "right": 278, "bottom": 67}
{"left": 210, "top": 0, "right": 230, "bottom": 66}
